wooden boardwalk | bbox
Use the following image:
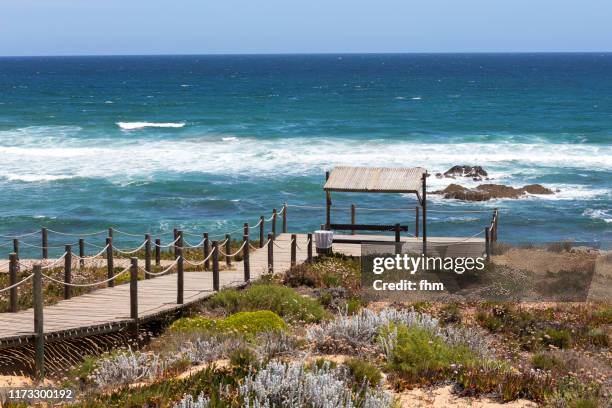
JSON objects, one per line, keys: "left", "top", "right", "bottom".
{"left": 0, "top": 233, "right": 484, "bottom": 348}
{"left": 0, "top": 233, "right": 309, "bottom": 348}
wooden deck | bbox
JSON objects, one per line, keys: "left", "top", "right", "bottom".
{"left": 0, "top": 233, "right": 307, "bottom": 348}
{"left": 0, "top": 232, "right": 484, "bottom": 348}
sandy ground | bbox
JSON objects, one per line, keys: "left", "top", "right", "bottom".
{"left": 397, "top": 385, "right": 537, "bottom": 408}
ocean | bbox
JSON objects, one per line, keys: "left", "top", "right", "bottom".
{"left": 0, "top": 54, "right": 610, "bottom": 256}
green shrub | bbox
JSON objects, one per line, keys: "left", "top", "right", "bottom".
{"left": 217, "top": 311, "right": 286, "bottom": 335}
{"left": 385, "top": 324, "right": 476, "bottom": 383}
{"left": 569, "top": 399, "right": 599, "bottom": 408}
{"left": 591, "top": 305, "right": 612, "bottom": 324}
{"left": 346, "top": 298, "right": 362, "bottom": 315}
{"left": 586, "top": 328, "right": 609, "bottom": 347}
{"left": 439, "top": 304, "right": 462, "bottom": 325}
{"left": 229, "top": 347, "right": 259, "bottom": 370}
{"left": 310, "top": 358, "right": 337, "bottom": 371}
{"left": 456, "top": 360, "right": 553, "bottom": 403}
{"left": 208, "top": 284, "right": 327, "bottom": 323}
{"left": 169, "top": 311, "right": 286, "bottom": 337}
{"left": 531, "top": 353, "right": 565, "bottom": 371}
{"left": 345, "top": 358, "right": 382, "bottom": 386}
{"left": 477, "top": 312, "right": 503, "bottom": 332}
{"left": 543, "top": 328, "right": 572, "bottom": 349}
{"left": 409, "top": 301, "right": 432, "bottom": 313}
{"left": 169, "top": 316, "right": 215, "bottom": 332}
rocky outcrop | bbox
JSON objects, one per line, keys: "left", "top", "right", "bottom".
{"left": 442, "top": 165, "right": 488, "bottom": 180}
{"left": 434, "top": 183, "right": 554, "bottom": 201}
{"left": 522, "top": 184, "right": 554, "bottom": 195}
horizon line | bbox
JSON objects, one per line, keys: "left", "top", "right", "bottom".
{"left": 1, "top": 51, "right": 612, "bottom": 58}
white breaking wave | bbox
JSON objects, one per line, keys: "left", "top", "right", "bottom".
{"left": 5, "top": 174, "right": 75, "bottom": 182}
{"left": 116, "top": 122, "right": 185, "bottom": 130}
{"left": 0, "top": 133, "right": 610, "bottom": 200}
{"left": 583, "top": 209, "right": 612, "bottom": 223}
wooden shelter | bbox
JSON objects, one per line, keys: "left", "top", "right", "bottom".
{"left": 323, "top": 166, "right": 428, "bottom": 253}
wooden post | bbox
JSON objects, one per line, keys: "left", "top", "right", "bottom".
{"left": 106, "top": 237, "right": 114, "bottom": 287}
{"left": 290, "top": 234, "right": 297, "bottom": 267}
{"left": 173, "top": 228, "right": 178, "bottom": 256}
{"left": 282, "top": 203, "right": 287, "bottom": 233}
{"left": 130, "top": 257, "right": 139, "bottom": 337}
{"left": 155, "top": 238, "right": 161, "bottom": 266}
{"left": 144, "top": 234, "right": 151, "bottom": 279}
{"left": 325, "top": 171, "right": 331, "bottom": 229}
{"left": 415, "top": 207, "right": 419, "bottom": 238}
{"left": 259, "top": 216, "right": 265, "bottom": 248}
{"left": 225, "top": 234, "right": 232, "bottom": 267}
{"left": 203, "top": 233, "right": 210, "bottom": 270}
{"left": 243, "top": 234, "right": 250, "bottom": 282}
{"left": 41, "top": 228, "right": 48, "bottom": 259}
{"left": 325, "top": 193, "right": 331, "bottom": 230}
{"left": 32, "top": 263, "right": 44, "bottom": 380}
{"left": 394, "top": 224, "right": 401, "bottom": 255}
{"left": 177, "top": 231, "right": 184, "bottom": 304}
{"left": 422, "top": 173, "right": 427, "bottom": 256}
{"left": 272, "top": 209, "right": 277, "bottom": 239}
{"left": 307, "top": 233, "right": 313, "bottom": 263}
{"left": 243, "top": 223, "right": 249, "bottom": 238}
{"left": 485, "top": 227, "right": 491, "bottom": 258}
{"left": 78, "top": 239, "right": 84, "bottom": 269}
{"left": 267, "top": 233, "right": 274, "bottom": 274}
{"left": 493, "top": 208, "right": 499, "bottom": 241}
{"left": 212, "top": 241, "right": 219, "bottom": 291}
{"left": 351, "top": 204, "right": 356, "bottom": 235}
{"left": 64, "top": 245, "right": 72, "bottom": 300}
{"left": 108, "top": 227, "right": 113, "bottom": 239}
{"left": 9, "top": 253, "right": 18, "bottom": 313}
{"left": 12, "top": 239, "right": 19, "bottom": 261}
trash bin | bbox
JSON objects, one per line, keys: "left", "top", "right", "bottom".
{"left": 314, "top": 230, "right": 333, "bottom": 255}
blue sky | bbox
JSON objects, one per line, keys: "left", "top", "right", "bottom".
{"left": 1, "top": 0, "right": 610, "bottom": 56}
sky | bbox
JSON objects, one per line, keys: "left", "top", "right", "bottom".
{"left": 1, "top": 0, "right": 611, "bottom": 56}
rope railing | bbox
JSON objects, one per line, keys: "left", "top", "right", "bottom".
{"left": 0, "top": 230, "right": 40, "bottom": 239}
{"left": 40, "top": 252, "right": 68, "bottom": 270}
{"left": 113, "top": 240, "right": 147, "bottom": 255}
{"left": 140, "top": 257, "right": 180, "bottom": 276}
{"left": 153, "top": 237, "right": 181, "bottom": 248}
{"left": 426, "top": 229, "right": 486, "bottom": 245}
{"left": 217, "top": 241, "right": 247, "bottom": 258}
{"left": 0, "top": 273, "right": 34, "bottom": 293}
{"left": 111, "top": 228, "right": 144, "bottom": 237}
{"left": 295, "top": 237, "right": 311, "bottom": 251}
{"left": 19, "top": 241, "right": 79, "bottom": 249}
{"left": 41, "top": 265, "right": 131, "bottom": 287}
{"left": 183, "top": 247, "right": 217, "bottom": 266}
{"left": 181, "top": 237, "right": 205, "bottom": 248}
{"left": 46, "top": 228, "right": 107, "bottom": 237}
{"left": 73, "top": 244, "right": 110, "bottom": 260}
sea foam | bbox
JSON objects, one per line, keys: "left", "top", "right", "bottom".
{"left": 116, "top": 122, "right": 185, "bottom": 130}
{"left": 583, "top": 209, "right": 612, "bottom": 223}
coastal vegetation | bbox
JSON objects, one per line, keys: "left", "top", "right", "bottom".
{"left": 1, "top": 247, "right": 609, "bottom": 407}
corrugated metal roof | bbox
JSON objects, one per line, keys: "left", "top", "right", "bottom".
{"left": 324, "top": 166, "right": 426, "bottom": 195}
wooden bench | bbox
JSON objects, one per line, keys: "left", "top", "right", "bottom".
{"left": 328, "top": 223, "right": 408, "bottom": 243}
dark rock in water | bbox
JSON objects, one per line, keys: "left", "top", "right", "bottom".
{"left": 521, "top": 184, "right": 554, "bottom": 195}
{"left": 443, "top": 165, "right": 488, "bottom": 178}
{"left": 433, "top": 183, "right": 555, "bottom": 201}
{"left": 435, "top": 173, "right": 443, "bottom": 178}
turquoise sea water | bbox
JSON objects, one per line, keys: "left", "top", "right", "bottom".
{"left": 0, "top": 54, "right": 610, "bottom": 256}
